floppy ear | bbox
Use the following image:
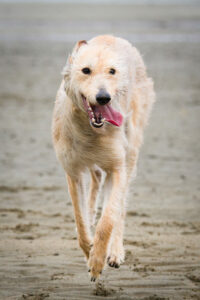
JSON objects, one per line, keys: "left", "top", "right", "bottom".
{"left": 73, "top": 40, "right": 87, "bottom": 53}
{"left": 62, "top": 40, "right": 87, "bottom": 77}
{"left": 70, "top": 40, "right": 87, "bottom": 62}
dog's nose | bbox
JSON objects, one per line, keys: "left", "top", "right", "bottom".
{"left": 96, "top": 89, "right": 111, "bottom": 105}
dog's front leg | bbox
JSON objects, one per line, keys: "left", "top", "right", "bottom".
{"left": 107, "top": 208, "right": 125, "bottom": 268}
{"left": 88, "top": 168, "right": 126, "bottom": 281}
{"left": 67, "top": 174, "right": 91, "bottom": 259}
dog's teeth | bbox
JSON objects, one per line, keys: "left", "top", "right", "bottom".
{"left": 91, "top": 121, "right": 104, "bottom": 128}
{"left": 94, "top": 122, "right": 103, "bottom": 127}
{"left": 88, "top": 107, "right": 92, "bottom": 111}
{"left": 92, "top": 118, "right": 95, "bottom": 123}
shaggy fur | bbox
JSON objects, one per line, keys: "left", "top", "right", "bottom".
{"left": 52, "top": 35, "right": 155, "bottom": 281}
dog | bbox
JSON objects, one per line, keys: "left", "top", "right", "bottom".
{"left": 52, "top": 35, "right": 155, "bottom": 281}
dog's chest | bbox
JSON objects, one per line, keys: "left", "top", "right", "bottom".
{"left": 66, "top": 127, "right": 124, "bottom": 171}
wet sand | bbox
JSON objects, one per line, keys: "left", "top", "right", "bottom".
{"left": 0, "top": 3, "right": 200, "bottom": 300}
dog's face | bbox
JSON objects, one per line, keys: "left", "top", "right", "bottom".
{"left": 63, "top": 36, "right": 134, "bottom": 130}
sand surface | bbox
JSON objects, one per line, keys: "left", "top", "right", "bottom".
{"left": 0, "top": 3, "right": 200, "bottom": 300}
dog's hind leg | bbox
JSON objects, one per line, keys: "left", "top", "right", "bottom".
{"left": 67, "top": 174, "right": 91, "bottom": 259}
{"left": 88, "top": 169, "right": 102, "bottom": 227}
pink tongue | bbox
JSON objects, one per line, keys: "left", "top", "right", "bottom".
{"left": 93, "top": 104, "right": 123, "bottom": 127}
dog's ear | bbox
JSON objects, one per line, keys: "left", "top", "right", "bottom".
{"left": 73, "top": 40, "right": 87, "bottom": 53}
{"left": 62, "top": 40, "right": 87, "bottom": 77}
{"left": 70, "top": 40, "right": 87, "bottom": 61}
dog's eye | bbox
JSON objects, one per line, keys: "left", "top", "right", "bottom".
{"left": 82, "top": 67, "right": 91, "bottom": 75}
{"left": 109, "top": 68, "right": 116, "bottom": 75}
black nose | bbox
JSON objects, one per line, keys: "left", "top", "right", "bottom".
{"left": 96, "top": 89, "right": 111, "bottom": 105}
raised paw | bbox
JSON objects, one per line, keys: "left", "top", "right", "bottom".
{"left": 107, "top": 256, "right": 120, "bottom": 268}
{"left": 107, "top": 244, "right": 125, "bottom": 269}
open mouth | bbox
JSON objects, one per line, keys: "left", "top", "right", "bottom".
{"left": 81, "top": 95, "right": 123, "bottom": 128}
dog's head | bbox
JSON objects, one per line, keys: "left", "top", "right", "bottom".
{"left": 62, "top": 35, "right": 134, "bottom": 130}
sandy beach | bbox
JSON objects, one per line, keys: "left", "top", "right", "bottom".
{"left": 0, "top": 2, "right": 200, "bottom": 299}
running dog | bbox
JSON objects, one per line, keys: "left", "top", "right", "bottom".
{"left": 52, "top": 35, "right": 155, "bottom": 281}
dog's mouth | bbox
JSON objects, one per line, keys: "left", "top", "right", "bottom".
{"left": 81, "top": 95, "right": 123, "bottom": 128}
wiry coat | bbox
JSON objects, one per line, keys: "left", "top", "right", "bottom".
{"left": 52, "top": 35, "right": 155, "bottom": 281}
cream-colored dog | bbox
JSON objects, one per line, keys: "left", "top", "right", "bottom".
{"left": 52, "top": 35, "right": 155, "bottom": 281}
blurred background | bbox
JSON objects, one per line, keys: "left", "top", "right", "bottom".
{"left": 0, "top": 1, "right": 200, "bottom": 299}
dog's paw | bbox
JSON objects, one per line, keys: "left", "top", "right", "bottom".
{"left": 107, "top": 254, "right": 121, "bottom": 268}
{"left": 107, "top": 244, "right": 125, "bottom": 269}
{"left": 88, "top": 248, "right": 105, "bottom": 282}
